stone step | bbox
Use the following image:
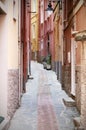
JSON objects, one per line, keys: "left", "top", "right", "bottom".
{"left": 63, "top": 97, "right": 76, "bottom": 107}
{"left": 28, "top": 75, "right": 34, "bottom": 80}
{"left": 73, "top": 117, "right": 81, "bottom": 127}
{"left": 73, "top": 117, "right": 84, "bottom": 130}
{"left": 74, "top": 126, "right": 84, "bottom": 130}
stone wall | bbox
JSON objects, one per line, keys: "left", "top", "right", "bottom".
{"left": 81, "top": 64, "right": 86, "bottom": 129}
{"left": 7, "top": 69, "right": 19, "bottom": 118}
{"left": 62, "top": 65, "right": 81, "bottom": 112}
{"left": 62, "top": 65, "right": 71, "bottom": 96}
{"left": 75, "top": 65, "right": 81, "bottom": 113}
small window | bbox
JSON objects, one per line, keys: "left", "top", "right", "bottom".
{"left": 32, "top": 0, "right": 36, "bottom": 12}
{"left": 41, "top": 6, "right": 43, "bottom": 23}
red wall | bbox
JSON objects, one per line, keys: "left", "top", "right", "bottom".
{"left": 21, "top": 0, "right": 31, "bottom": 90}
{"left": 76, "top": 6, "right": 86, "bottom": 65}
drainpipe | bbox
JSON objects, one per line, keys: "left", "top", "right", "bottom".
{"left": 18, "top": 0, "right": 21, "bottom": 106}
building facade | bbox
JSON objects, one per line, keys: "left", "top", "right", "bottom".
{"left": 62, "top": 0, "right": 86, "bottom": 129}
{"left": 53, "top": 1, "right": 63, "bottom": 82}
{"left": 21, "top": 0, "right": 31, "bottom": 88}
{"left": 39, "top": 0, "right": 55, "bottom": 66}
{"left": 0, "top": 0, "right": 21, "bottom": 128}
{"left": 0, "top": 0, "right": 31, "bottom": 129}
{"left": 31, "top": 0, "right": 39, "bottom": 61}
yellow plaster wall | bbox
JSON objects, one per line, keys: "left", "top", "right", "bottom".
{"left": 31, "top": 0, "right": 39, "bottom": 53}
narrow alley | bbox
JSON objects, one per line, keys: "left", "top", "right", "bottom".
{"left": 8, "top": 61, "right": 79, "bottom": 130}
{"left": 1, "top": 1, "right": 86, "bottom": 130}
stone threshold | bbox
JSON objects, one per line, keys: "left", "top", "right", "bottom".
{"left": 62, "top": 95, "right": 84, "bottom": 130}
{"left": 63, "top": 97, "right": 84, "bottom": 130}
{"left": 63, "top": 97, "right": 76, "bottom": 107}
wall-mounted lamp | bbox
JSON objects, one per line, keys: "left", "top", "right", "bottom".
{"left": 45, "top": 0, "right": 62, "bottom": 12}
{"left": 45, "top": 1, "right": 54, "bottom": 11}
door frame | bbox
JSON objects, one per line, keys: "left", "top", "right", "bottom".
{"left": 71, "top": 38, "right": 76, "bottom": 96}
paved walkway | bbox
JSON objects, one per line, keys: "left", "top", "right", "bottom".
{"left": 8, "top": 61, "right": 79, "bottom": 130}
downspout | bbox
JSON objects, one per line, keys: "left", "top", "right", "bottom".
{"left": 18, "top": 0, "right": 21, "bottom": 106}
{"left": 28, "top": 0, "right": 31, "bottom": 76}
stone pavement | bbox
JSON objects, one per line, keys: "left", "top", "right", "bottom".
{"left": 8, "top": 61, "right": 80, "bottom": 130}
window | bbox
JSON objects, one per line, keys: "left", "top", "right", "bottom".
{"left": 32, "top": 0, "right": 36, "bottom": 12}
{"left": 41, "top": 5, "right": 43, "bottom": 23}
{"left": 40, "top": 0, "right": 44, "bottom": 23}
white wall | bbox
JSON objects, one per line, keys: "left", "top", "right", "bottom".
{"left": 0, "top": 0, "right": 19, "bottom": 118}
{"left": 0, "top": 15, "right": 8, "bottom": 117}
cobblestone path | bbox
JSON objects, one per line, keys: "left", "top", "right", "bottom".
{"left": 38, "top": 69, "right": 58, "bottom": 130}
{"left": 8, "top": 61, "right": 79, "bottom": 130}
